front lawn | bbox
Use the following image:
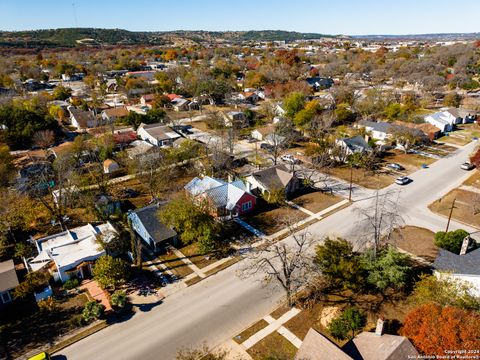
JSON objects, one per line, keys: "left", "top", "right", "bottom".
{"left": 429, "top": 188, "right": 480, "bottom": 228}
{"left": 463, "top": 171, "right": 480, "bottom": 189}
{"left": 387, "top": 226, "right": 438, "bottom": 262}
{"left": 327, "top": 167, "right": 395, "bottom": 189}
{"left": 151, "top": 252, "right": 194, "bottom": 279}
{"left": 247, "top": 331, "right": 298, "bottom": 360}
{"left": 243, "top": 200, "right": 309, "bottom": 236}
{"left": 179, "top": 243, "right": 219, "bottom": 269}
{"left": 291, "top": 189, "right": 343, "bottom": 214}
{"left": 382, "top": 150, "right": 436, "bottom": 173}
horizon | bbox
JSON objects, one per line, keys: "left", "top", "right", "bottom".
{"left": 1, "top": 0, "right": 480, "bottom": 35}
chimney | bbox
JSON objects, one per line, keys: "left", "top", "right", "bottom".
{"left": 246, "top": 181, "right": 251, "bottom": 193}
{"left": 460, "top": 235, "right": 471, "bottom": 255}
{"left": 375, "top": 318, "right": 385, "bottom": 336}
{"left": 227, "top": 174, "right": 233, "bottom": 183}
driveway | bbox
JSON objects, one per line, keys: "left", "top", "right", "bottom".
{"left": 59, "top": 141, "right": 478, "bottom": 360}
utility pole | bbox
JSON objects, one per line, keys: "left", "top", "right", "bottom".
{"left": 348, "top": 166, "right": 353, "bottom": 202}
{"left": 445, "top": 197, "right": 457, "bottom": 233}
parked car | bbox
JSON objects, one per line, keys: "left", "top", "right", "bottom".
{"left": 387, "top": 163, "right": 404, "bottom": 171}
{"left": 280, "top": 154, "right": 301, "bottom": 164}
{"left": 395, "top": 176, "right": 411, "bottom": 185}
{"left": 28, "top": 352, "right": 51, "bottom": 360}
{"left": 461, "top": 162, "right": 476, "bottom": 171}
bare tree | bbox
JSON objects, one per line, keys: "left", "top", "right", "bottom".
{"left": 33, "top": 130, "right": 55, "bottom": 151}
{"left": 239, "top": 223, "right": 315, "bottom": 307}
{"left": 135, "top": 148, "right": 175, "bottom": 200}
{"left": 355, "top": 190, "right": 404, "bottom": 259}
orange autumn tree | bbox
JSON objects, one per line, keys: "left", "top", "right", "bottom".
{"left": 400, "top": 303, "right": 480, "bottom": 355}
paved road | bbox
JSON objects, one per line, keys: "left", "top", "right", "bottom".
{"left": 60, "top": 141, "right": 478, "bottom": 360}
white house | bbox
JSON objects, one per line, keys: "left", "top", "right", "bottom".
{"left": 424, "top": 108, "right": 476, "bottom": 133}
{"left": 433, "top": 237, "right": 480, "bottom": 296}
{"left": 224, "top": 111, "right": 248, "bottom": 128}
{"left": 137, "top": 123, "right": 181, "bottom": 147}
{"left": 68, "top": 106, "right": 98, "bottom": 130}
{"left": 27, "top": 223, "right": 116, "bottom": 283}
{"left": 358, "top": 120, "right": 393, "bottom": 143}
{"left": 335, "top": 135, "right": 372, "bottom": 156}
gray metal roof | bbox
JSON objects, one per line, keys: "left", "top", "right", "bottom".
{"left": 0, "top": 259, "right": 19, "bottom": 293}
{"left": 134, "top": 204, "right": 177, "bottom": 244}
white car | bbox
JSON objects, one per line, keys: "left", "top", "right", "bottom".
{"left": 280, "top": 154, "right": 300, "bottom": 164}
{"left": 395, "top": 176, "right": 411, "bottom": 185}
{"left": 387, "top": 163, "right": 404, "bottom": 171}
{"left": 461, "top": 162, "right": 475, "bottom": 171}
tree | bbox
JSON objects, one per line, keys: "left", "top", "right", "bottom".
{"left": 355, "top": 191, "right": 404, "bottom": 259}
{"left": 240, "top": 225, "right": 315, "bottom": 307}
{"left": 328, "top": 307, "right": 366, "bottom": 340}
{"left": 33, "top": 129, "right": 55, "bottom": 150}
{"left": 361, "top": 247, "right": 411, "bottom": 292}
{"left": 444, "top": 92, "right": 461, "bottom": 107}
{"left": 82, "top": 301, "right": 105, "bottom": 322}
{"left": 334, "top": 104, "right": 356, "bottom": 124}
{"left": 409, "top": 274, "right": 480, "bottom": 311}
{"left": 400, "top": 303, "right": 480, "bottom": 355}
{"left": 283, "top": 92, "right": 305, "bottom": 119}
{"left": 159, "top": 195, "right": 218, "bottom": 248}
{"left": 314, "top": 238, "right": 364, "bottom": 290}
{"left": 52, "top": 85, "right": 73, "bottom": 101}
{"left": 434, "top": 229, "right": 470, "bottom": 254}
{"left": 92, "top": 255, "right": 129, "bottom": 291}
{"left": 13, "top": 271, "right": 50, "bottom": 299}
{"left": 390, "top": 125, "right": 428, "bottom": 154}
{"left": 470, "top": 147, "right": 480, "bottom": 168}
{"left": 111, "top": 291, "right": 127, "bottom": 309}
{"left": 0, "top": 144, "right": 15, "bottom": 187}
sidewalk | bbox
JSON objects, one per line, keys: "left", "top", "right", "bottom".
{"left": 80, "top": 280, "right": 112, "bottom": 312}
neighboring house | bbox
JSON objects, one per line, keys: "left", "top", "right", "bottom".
{"left": 306, "top": 77, "right": 334, "bottom": 91}
{"left": 296, "top": 322, "right": 418, "bottom": 360}
{"left": 251, "top": 125, "right": 275, "bottom": 141}
{"left": 185, "top": 176, "right": 256, "bottom": 217}
{"left": 140, "top": 94, "right": 155, "bottom": 108}
{"left": 27, "top": 223, "right": 117, "bottom": 283}
{"left": 433, "top": 236, "right": 480, "bottom": 296}
{"left": 128, "top": 203, "right": 177, "bottom": 253}
{"left": 137, "top": 123, "right": 181, "bottom": 147}
{"left": 95, "top": 195, "right": 121, "bottom": 217}
{"left": 103, "top": 159, "right": 120, "bottom": 173}
{"left": 171, "top": 97, "right": 190, "bottom": 111}
{"left": 224, "top": 111, "right": 248, "bottom": 128}
{"left": 335, "top": 135, "right": 372, "bottom": 156}
{"left": 358, "top": 120, "right": 393, "bottom": 143}
{"left": 125, "top": 140, "right": 154, "bottom": 159}
{"left": 275, "top": 103, "right": 286, "bottom": 116}
{"left": 101, "top": 107, "right": 129, "bottom": 124}
{"left": 126, "top": 70, "right": 157, "bottom": 81}
{"left": 245, "top": 164, "right": 300, "bottom": 198}
{"left": 68, "top": 107, "right": 98, "bottom": 129}
{"left": 396, "top": 121, "right": 442, "bottom": 141}
{"left": 0, "top": 260, "right": 19, "bottom": 305}
{"left": 238, "top": 91, "right": 260, "bottom": 104}
{"left": 424, "top": 108, "right": 475, "bottom": 133}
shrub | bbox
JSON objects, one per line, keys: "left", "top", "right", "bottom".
{"left": 82, "top": 301, "right": 105, "bottom": 323}
{"left": 328, "top": 306, "right": 366, "bottom": 340}
{"left": 111, "top": 291, "right": 127, "bottom": 309}
{"left": 434, "top": 229, "right": 469, "bottom": 254}
{"left": 38, "top": 297, "right": 57, "bottom": 312}
{"left": 63, "top": 277, "right": 80, "bottom": 291}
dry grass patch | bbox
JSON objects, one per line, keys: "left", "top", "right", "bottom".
{"left": 463, "top": 171, "right": 480, "bottom": 188}
{"left": 247, "top": 331, "right": 298, "bottom": 360}
{"left": 178, "top": 243, "right": 218, "bottom": 269}
{"left": 153, "top": 253, "right": 194, "bottom": 279}
{"left": 327, "top": 167, "right": 395, "bottom": 189}
{"left": 204, "top": 257, "right": 239, "bottom": 277}
{"left": 233, "top": 319, "right": 269, "bottom": 344}
{"left": 388, "top": 226, "right": 438, "bottom": 262}
{"left": 270, "top": 305, "right": 291, "bottom": 320}
{"left": 292, "top": 190, "right": 343, "bottom": 214}
{"left": 429, "top": 189, "right": 480, "bottom": 228}
{"left": 383, "top": 150, "right": 436, "bottom": 173}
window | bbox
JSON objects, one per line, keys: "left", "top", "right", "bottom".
{"left": 242, "top": 201, "right": 252, "bottom": 212}
{"left": 0, "top": 291, "right": 12, "bottom": 304}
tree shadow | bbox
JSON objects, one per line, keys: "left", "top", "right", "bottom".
{"left": 136, "top": 300, "right": 163, "bottom": 312}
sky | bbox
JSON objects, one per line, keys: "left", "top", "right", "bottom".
{"left": 1, "top": 0, "right": 480, "bottom": 35}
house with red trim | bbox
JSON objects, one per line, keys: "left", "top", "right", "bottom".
{"left": 185, "top": 176, "right": 256, "bottom": 218}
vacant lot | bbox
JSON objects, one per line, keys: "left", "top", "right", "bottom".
{"left": 388, "top": 226, "right": 438, "bottom": 262}
{"left": 429, "top": 188, "right": 480, "bottom": 228}
{"left": 383, "top": 150, "right": 436, "bottom": 173}
{"left": 291, "top": 190, "right": 343, "bottom": 214}
{"left": 243, "top": 200, "right": 309, "bottom": 235}
{"left": 327, "top": 166, "right": 395, "bottom": 189}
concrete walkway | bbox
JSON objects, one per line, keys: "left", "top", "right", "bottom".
{"left": 171, "top": 247, "right": 207, "bottom": 278}
{"left": 285, "top": 200, "right": 316, "bottom": 217}
{"left": 459, "top": 185, "right": 480, "bottom": 194}
{"left": 234, "top": 218, "right": 266, "bottom": 238}
{"left": 242, "top": 307, "right": 301, "bottom": 349}
{"left": 80, "top": 280, "right": 112, "bottom": 312}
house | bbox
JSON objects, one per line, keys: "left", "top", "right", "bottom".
{"left": 424, "top": 108, "right": 476, "bottom": 133}
{"left": 68, "top": 107, "right": 98, "bottom": 130}
{"left": 433, "top": 236, "right": 480, "bottom": 296}
{"left": 224, "top": 111, "right": 248, "bottom": 128}
{"left": 171, "top": 97, "right": 190, "bottom": 112}
{"left": 0, "top": 260, "right": 19, "bottom": 305}
{"left": 125, "top": 140, "right": 154, "bottom": 159}
{"left": 245, "top": 164, "right": 300, "bottom": 198}
{"left": 306, "top": 77, "right": 334, "bottom": 91}
{"left": 101, "top": 107, "right": 129, "bottom": 124}
{"left": 140, "top": 94, "right": 155, "bottom": 108}
{"left": 335, "top": 135, "right": 372, "bottom": 156}
{"left": 358, "top": 120, "right": 394, "bottom": 143}
{"left": 128, "top": 204, "right": 177, "bottom": 253}
{"left": 185, "top": 176, "right": 256, "bottom": 217}
{"left": 27, "top": 222, "right": 117, "bottom": 283}
{"left": 238, "top": 91, "right": 260, "bottom": 104}
{"left": 397, "top": 122, "right": 442, "bottom": 141}
{"left": 103, "top": 159, "right": 119, "bottom": 174}
{"left": 137, "top": 123, "right": 181, "bottom": 147}
{"left": 251, "top": 125, "right": 275, "bottom": 141}
{"left": 126, "top": 70, "right": 157, "bottom": 81}
{"left": 295, "top": 323, "right": 418, "bottom": 360}
{"left": 94, "top": 195, "right": 121, "bottom": 217}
